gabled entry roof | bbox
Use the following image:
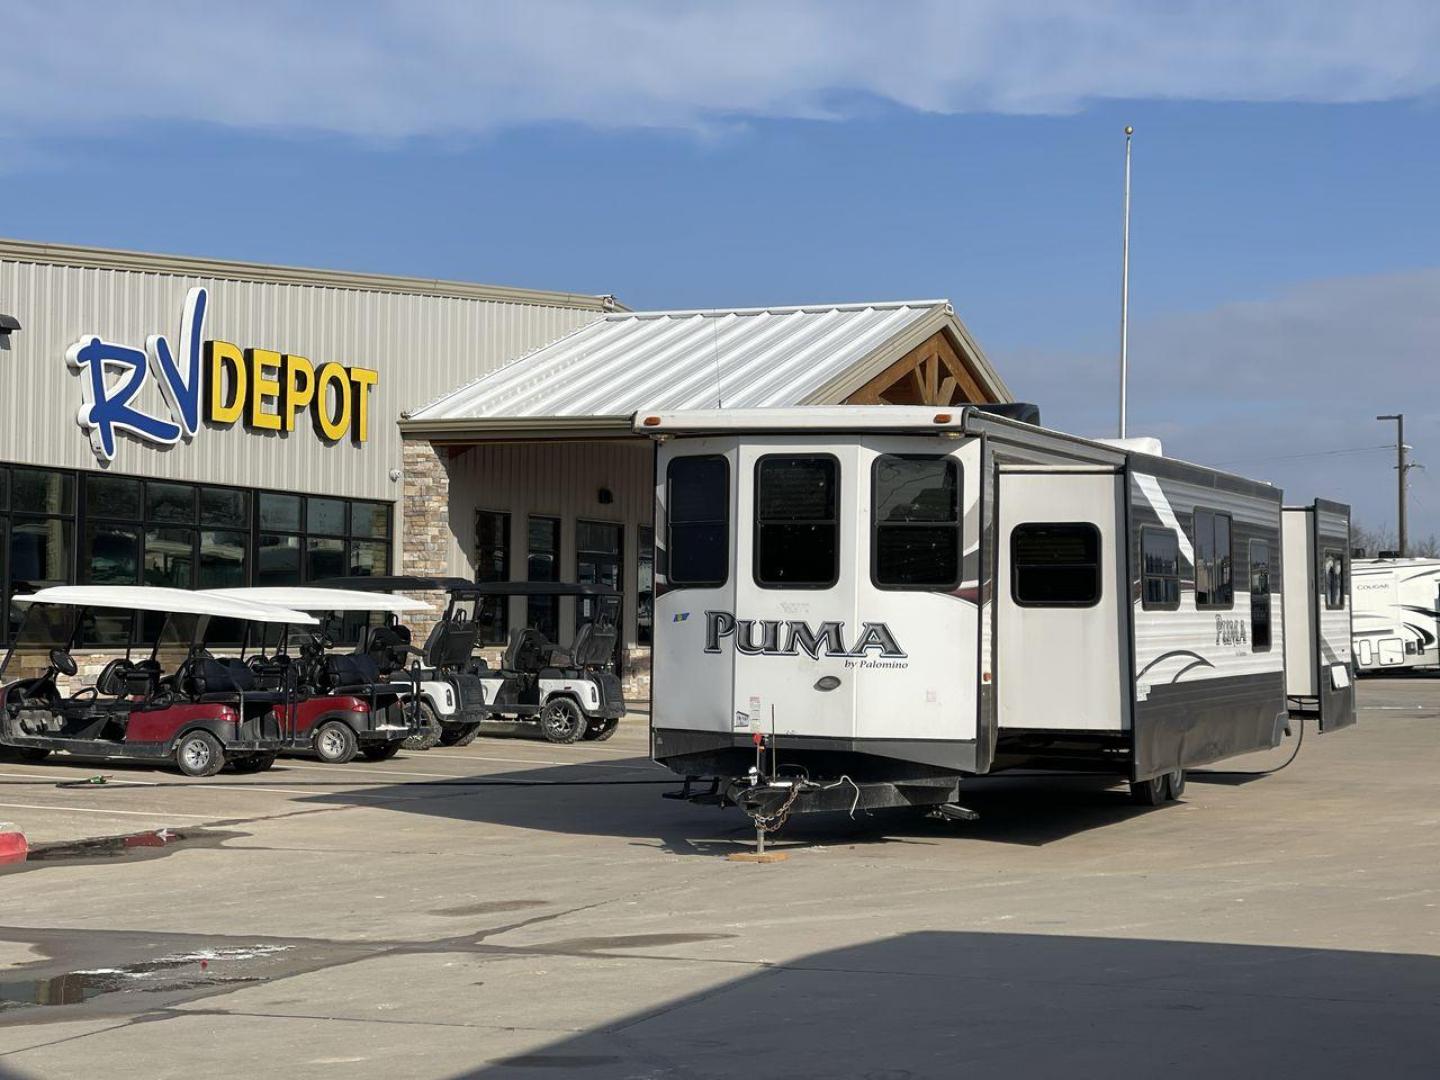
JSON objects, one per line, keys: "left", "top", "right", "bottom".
{"left": 401, "top": 299, "right": 1011, "bottom": 439}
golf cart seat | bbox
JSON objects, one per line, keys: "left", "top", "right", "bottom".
{"left": 547, "top": 620, "right": 617, "bottom": 671}
{"left": 184, "top": 658, "right": 287, "bottom": 704}
{"left": 503, "top": 627, "right": 552, "bottom": 675}
{"left": 358, "top": 623, "right": 412, "bottom": 675}
{"left": 422, "top": 618, "right": 478, "bottom": 671}
{"left": 321, "top": 653, "right": 400, "bottom": 700}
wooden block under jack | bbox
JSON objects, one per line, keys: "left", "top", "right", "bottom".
{"left": 727, "top": 850, "right": 789, "bottom": 863}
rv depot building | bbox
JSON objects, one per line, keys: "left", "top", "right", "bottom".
{"left": 0, "top": 239, "right": 1011, "bottom": 693}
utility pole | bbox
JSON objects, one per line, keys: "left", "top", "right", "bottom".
{"left": 1118, "top": 125, "right": 1133, "bottom": 439}
{"left": 1377, "top": 413, "right": 1413, "bottom": 556}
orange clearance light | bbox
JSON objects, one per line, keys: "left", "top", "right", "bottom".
{"left": 933, "top": 412, "right": 952, "bottom": 424}
{"left": 643, "top": 416, "right": 662, "bottom": 426}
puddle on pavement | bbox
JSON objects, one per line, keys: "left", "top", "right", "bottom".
{"left": 0, "top": 945, "right": 289, "bottom": 1012}
{"left": 1, "top": 828, "right": 243, "bottom": 874}
{"left": 430, "top": 900, "right": 549, "bottom": 917}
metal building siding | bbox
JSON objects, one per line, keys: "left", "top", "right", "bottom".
{"left": 408, "top": 301, "right": 947, "bottom": 421}
{"left": 0, "top": 254, "right": 602, "bottom": 501}
{"left": 444, "top": 440, "right": 654, "bottom": 647}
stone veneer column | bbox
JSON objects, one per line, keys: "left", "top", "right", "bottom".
{"left": 401, "top": 438, "right": 454, "bottom": 642}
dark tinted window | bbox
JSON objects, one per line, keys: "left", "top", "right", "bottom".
{"left": 83, "top": 523, "right": 141, "bottom": 584}
{"left": 755, "top": 456, "right": 837, "bottom": 589}
{"left": 1323, "top": 549, "right": 1346, "bottom": 610}
{"left": 1194, "top": 509, "right": 1234, "bottom": 609}
{"left": 667, "top": 456, "right": 729, "bottom": 588}
{"left": 87, "top": 475, "right": 142, "bottom": 519}
{"left": 308, "top": 498, "right": 347, "bottom": 536}
{"left": 1141, "top": 527, "right": 1180, "bottom": 610}
{"left": 1250, "top": 539, "right": 1272, "bottom": 651}
{"left": 1011, "top": 523, "right": 1101, "bottom": 607}
{"left": 259, "top": 493, "right": 302, "bottom": 532}
{"left": 872, "top": 455, "right": 959, "bottom": 588}
{"left": 146, "top": 481, "right": 195, "bottom": 523}
{"left": 13, "top": 469, "right": 73, "bottom": 515}
{"left": 474, "top": 510, "right": 511, "bottom": 645}
{"left": 201, "top": 488, "right": 248, "bottom": 527}
{"left": 351, "top": 501, "right": 390, "bottom": 539}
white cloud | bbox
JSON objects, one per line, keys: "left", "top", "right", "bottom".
{"left": 999, "top": 268, "right": 1440, "bottom": 535}
{"left": 4, "top": 1, "right": 1440, "bottom": 140}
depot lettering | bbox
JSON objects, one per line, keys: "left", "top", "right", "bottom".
{"left": 67, "top": 286, "right": 378, "bottom": 463}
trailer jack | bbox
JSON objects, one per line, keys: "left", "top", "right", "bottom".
{"left": 927, "top": 803, "right": 980, "bottom": 823}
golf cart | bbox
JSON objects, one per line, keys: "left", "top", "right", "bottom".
{"left": 467, "top": 581, "right": 627, "bottom": 744}
{"left": 0, "top": 585, "right": 315, "bottom": 776}
{"left": 205, "top": 586, "right": 432, "bottom": 763}
{"left": 308, "top": 576, "right": 490, "bottom": 751}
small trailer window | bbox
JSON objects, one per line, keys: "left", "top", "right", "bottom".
{"left": 1323, "top": 549, "right": 1346, "bottom": 609}
{"left": 1141, "top": 527, "right": 1180, "bottom": 610}
{"left": 1250, "top": 539, "right": 1272, "bottom": 651}
{"left": 755, "top": 455, "right": 838, "bottom": 588}
{"left": 1193, "top": 509, "right": 1234, "bottom": 609}
{"left": 1010, "top": 523, "right": 1101, "bottom": 607}
{"left": 872, "top": 455, "right": 960, "bottom": 588}
{"left": 666, "top": 456, "right": 729, "bottom": 588}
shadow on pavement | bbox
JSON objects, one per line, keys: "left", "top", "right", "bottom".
{"left": 450, "top": 930, "right": 1440, "bottom": 1079}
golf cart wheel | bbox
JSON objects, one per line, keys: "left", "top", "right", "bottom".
{"left": 361, "top": 741, "right": 403, "bottom": 762}
{"left": 231, "top": 752, "right": 278, "bottom": 774}
{"left": 539, "top": 698, "right": 587, "bottom": 744}
{"left": 438, "top": 722, "right": 482, "bottom": 748}
{"left": 1128, "top": 774, "right": 1169, "bottom": 806}
{"left": 175, "top": 731, "right": 226, "bottom": 777}
{"left": 1165, "top": 768, "right": 1186, "bottom": 801}
{"left": 313, "top": 720, "right": 358, "bottom": 765}
{"left": 0, "top": 747, "right": 51, "bottom": 764}
{"left": 582, "top": 718, "right": 619, "bottom": 742}
{"left": 402, "top": 702, "right": 443, "bottom": 752}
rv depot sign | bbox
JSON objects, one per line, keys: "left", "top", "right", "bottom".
{"left": 66, "top": 286, "right": 379, "bottom": 462}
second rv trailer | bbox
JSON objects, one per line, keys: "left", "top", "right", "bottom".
{"left": 641, "top": 405, "right": 1353, "bottom": 819}
{"left": 1350, "top": 556, "right": 1440, "bottom": 673}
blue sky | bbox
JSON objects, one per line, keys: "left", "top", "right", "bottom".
{"left": 5, "top": 1, "right": 1440, "bottom": 536}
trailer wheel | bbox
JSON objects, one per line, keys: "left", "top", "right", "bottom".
{"left": 0, "top": 747, "right": 51, "bottom": 764}
{"left": 313, "top": 721, "right": 358, "bottom": 765}
{"left": 402, "top": 702, "right": 443, "bottom": 752}
{"left": 438, "top": 722, "right": 482, "bottom": 748}
{"left": 231, "top": 752, "right": 278, "bottom": 774}
{"left": 1165, "top": 768, "right": 1186, "bottom": 801}
{"left": 1128, "top": 774, "right": 1168, "bottom": 806}
{"left": 582, "top": 718, "right": 619, "bottom": 742}
{"left": 175, "top": 731, "right": 226, "bottom": 777}
{"left": 361, "top": 742, "right": 403, "bottom": 762}
{"left": 538, "top": 698, "right": 587, "bottom": 744}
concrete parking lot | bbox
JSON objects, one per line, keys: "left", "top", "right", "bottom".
{"left": 1, "top": 682, "right": 1437, "bottom": 1079}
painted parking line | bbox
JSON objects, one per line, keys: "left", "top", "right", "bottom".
{"left": 0, "top": 801, "right": 216, "bottom": 819}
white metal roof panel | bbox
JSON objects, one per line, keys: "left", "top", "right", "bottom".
{"left": 407, "top": 301, "right": 950, "bottom": 423}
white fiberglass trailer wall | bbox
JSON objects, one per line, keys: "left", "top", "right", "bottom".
{"left": 1351, "top": 557, "right": 1440, "bottom": 672}
{"left": 1282, "top": 502, "right": 1357, "bottom": 730}
{"left": 644, "top": 407, "right": 1304, "bottom": 818}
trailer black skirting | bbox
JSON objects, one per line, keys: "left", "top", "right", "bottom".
{"left": 1131, "top": 671, "right": 1288, "bottom": 781}
{"left": 652, "top": 727, "right": 979, "bottom": 783}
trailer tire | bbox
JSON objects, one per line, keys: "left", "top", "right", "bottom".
{"left": 1128, "top": 774, "right": 1168, "bottom": 806}
{"left": 175, "top": 731, "right": 226, "bottom": 777}
{"left": 313, "top": 721, "right": 358, "bottom": 765}
{"left": 231, "top": 752, "right": 278, "bottom": 774}
{"left": 438, "top": 721, "right": 482, "bottom": 748}
{"left": 538, "top": 698, "right": 587, "bottom": 744}
{"left": 582, "top": 718, "right": 619, "bottom": 742}
{"left": 0, "top": 747, "right": 51, "bottom": 764}
{"left": 1165, "top": 768, "right": 1186, "bottom": 801}
{"left": 361, "top": 742, "right": 403, "bottom": 762}
{"left": 402, "top": 702, "right": 443, "bottom": 752}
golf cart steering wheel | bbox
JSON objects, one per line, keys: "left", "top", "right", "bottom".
{"left": 49, "top": 648, "right": 78, "bottom": 678}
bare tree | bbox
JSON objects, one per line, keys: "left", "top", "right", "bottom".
{"left": 1352, "top": 523, "right": 1440, "bottom": 558}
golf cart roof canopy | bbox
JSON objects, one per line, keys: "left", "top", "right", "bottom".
{"left": 205, "top": 587, "right": 432, "bottom": 615}
{"left": 10, "top": 585, "right": 319, "bottom": 625}
{"left": 456, "top": 581, "right": 621, "bottom": 598}
{"left": 307, "top": 575, "right": 472, "bottom": 593}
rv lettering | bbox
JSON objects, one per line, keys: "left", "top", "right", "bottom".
{"left": 1215, "top": 615, "right": 1248, "bottom": 647}
{"left": 703, "top": 610, "right": 907, "bottom": 659}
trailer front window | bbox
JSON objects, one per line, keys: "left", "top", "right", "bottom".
{"left": 666, "top": 456, "right": 729, "bottom": 588}
{"left": 1323, "top": 549, "right": 1346, "bottom": 610}
{"left": 1250, "top": 539, "right": 1272, "bottom": 651}
{"left": 872, "top": 455, "right": 960, "bottom": 589}
{"left": 755, "top": 456, "right": 838, "bottom": 589}
{"left": 1010, "top": 523, "right": 1101, "bottom": 607}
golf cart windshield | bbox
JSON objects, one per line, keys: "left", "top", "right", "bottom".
{"left": 0, "top": 603, "right": 80, "bottom": 680}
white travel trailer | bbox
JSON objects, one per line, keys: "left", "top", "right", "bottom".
{"left": 1349, "top": 556, "right": 1440, "bottom": 673}
{"left": 641, "top": 405, "right": 1352, "bottom": 825}
{"left": 1281, "top": 502, "right": 1359, "bottom": 729}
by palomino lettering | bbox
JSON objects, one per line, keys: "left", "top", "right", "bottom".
{"left": 703, "top": 610, "right": 907, "bottom": 659}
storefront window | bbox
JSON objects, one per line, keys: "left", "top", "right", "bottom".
{"left": 83, "top": 523, "right": 141, "bottom": 584}
{"left": 201, "top": 488, "right": 249, "bottom": 528}
{"left": 637, "top": 525, "right": 654, "bottom": 646}
{"left": 260, "top": 493, "right": 302, "bottom": 532}
{"left": 306, "top": 537, "right": 347, "bottom": 580}
{"left": 147, "top": 482, "right": 196, "bottom": 524}
{"left": 527, "top": 516, "right": 560, "bottom": 641}
{"left": 352, "top": 501, "right": 390, "bottom": 539}
{"left": 257, "top": 533, "right": 302, "bottom": 586}
{"left": 199, "top": 530, "right": 247, "bottom": 587}
{"left": 577, "top": 520, "right": 622, "bottom": 654}
{"left": 308, "top": 498, "right": 347, "bottom": 536}
{"left": 6, "top": 468, "right": 75, "bottom": 639}
{"left": 475, "top": 510, "right": 511, "bottom": 645}
{"left": 87, "top": 475, "right": 142, "bottom": 519}
{"left": 144, "top": 526, "right": 195, "bottom": 588}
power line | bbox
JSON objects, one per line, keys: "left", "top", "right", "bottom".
{"left": 1212, "top": 443, "right": 1393, "bottom": 467}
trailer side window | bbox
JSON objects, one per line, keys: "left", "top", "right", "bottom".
{"left": 1010, "top": 523, "right": 1101, "bottom": 607}
{"left": 1141, "top": 527, "right": 1180, "bottom": 610}
{"left": 1323, "top": 549, "right": 1346, "bottom": 610}
{"left": 1193, "top": 509, "right": 1234, "bottom": 609}
{"left": 755, "top": 455, "right": 838, "bottom": 589}
{"left": 1250, "top": 539, "right": 1272, "bottom": 651}
{"left": 666, "top": 456, "right": 729, "bottom": 588}
{"left": 872, "top": 455, "right": 960, "bottom": 589}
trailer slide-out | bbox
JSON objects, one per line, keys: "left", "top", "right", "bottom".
{"left": 640, "top": 405, "right": 1356, "bottom": 824}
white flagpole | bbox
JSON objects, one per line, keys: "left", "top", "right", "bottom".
{"left": 1119, "top": 125, "right": 1133, "bottom": 439}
